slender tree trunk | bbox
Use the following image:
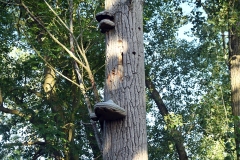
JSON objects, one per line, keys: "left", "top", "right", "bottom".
{"left": 102, "top": 0, "right": 148, "bottom": 159}
{"left": 228, "top": 1, "right": 240, "bottom": 159}
{"left": 145, "top": 78, "right": 188, "bottom": 160}
{"left": 230, "top": 27, "right": 240, "bottom": 159}
{"left": 69, "top": 1, "right": 102, "bottom": 158}
{"left": 43, "top": 62, "right": 64, "bottom": 159}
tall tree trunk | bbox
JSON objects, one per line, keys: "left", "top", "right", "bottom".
{"left": 230, "top": 25, "right": 240, "bottom": 160}
{"left": 145, "top": 77, "right": 188, "bottom": 160}
{"left": 229, "top": 1, "right": 240, "bottom": 159}
{"left": 102, "top": 0, "right": 148, "bottom": 159}
{"left": 43, "top": 62, "right": 64, "bottom": 159}
{"left": 67, "top": 1, "right": 78, "bottom": 159}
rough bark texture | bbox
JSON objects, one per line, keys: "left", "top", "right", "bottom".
{"left": 229, "top": 1, "right": 240, "bottom": 157}
{"left": 102, "top": 0, "right": 148, "bottom": 159}
{"left": 145, "top": 78, "right": 188, "bottom": 160}
{"left": 230, "top": 27, "right": 240, "bottom": 159}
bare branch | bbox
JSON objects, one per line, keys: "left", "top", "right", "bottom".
{"left": 37, "top": 0, "right": 99, "bottom": 103}
{"left": 3, "top": 141, "right": 46, "bottom": 147}
{"left": 0, "top": 88, "right": 2, "bottom": 107}
{"left": 21, "top": 1, "right": 87, "bottom": 70}
{"left": 43, "top": 0, "right": 89, "bottom": 67}
{"left": 33, "top": 47, "right": 82, "bottom": 89}
{"left": 0, "top": 106, "right": 24, "bottom": 117}
{"left": 69, "top": 0, "right": 102, "bottom": 151}
{"left": 0, "top": 89, "right": 25, "bottom": 117}
{"left": 145, "top": 77, "right": 188, "bottom": 160}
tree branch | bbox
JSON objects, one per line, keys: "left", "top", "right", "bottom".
{"left": 3, "top": 141, "right": 46, "bottom": 147}
{"left": 20, "top": 0, "right": 87, "bottom": 70}
{"left": 30, "top": 45, "right": 82, "bottom": 89}
{"left": 145, "top": 77, "right": 188, "bottom": 160}
{"left": 0, "top": 89, "right": 25, "bottom": 117}
{"left": 145, "top": 77, "right": 169, "bottom": 116}
{"left": 0, "top": 106, "right": 24, "bottom": 117}
{"left": 68, "top": 0, "right": 102, "bottom": 151}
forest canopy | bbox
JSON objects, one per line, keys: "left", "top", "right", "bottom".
{"left": 0, "top": 0, "right": 239, "bottom": 159}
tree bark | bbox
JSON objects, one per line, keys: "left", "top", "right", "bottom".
{"left": 102, "top": 0, "right": 148, "bottom": 159}
{"left": 145, "top": 78, "right": 188, "bottom": 160}
{"left": 230, "top": 26, "right": 240, "bottom": 160}
{"left": 228, "top": 1, "right": 240, "bottom": 158}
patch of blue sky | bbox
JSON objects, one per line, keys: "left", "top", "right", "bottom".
{"left": 177, "top": 1, "right": 207, "bottom": 41}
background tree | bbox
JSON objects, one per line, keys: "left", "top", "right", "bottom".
{"left": 0, "top": 0, "right": 105, "bottom": 159}
{"left": 144, "top": 0, "right": 234, "bottom": 159}
{"left": 190, "top": 0, "right": 240, "bottom": 159}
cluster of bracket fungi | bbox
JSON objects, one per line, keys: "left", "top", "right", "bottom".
{"left": 90, "top": 11, "right": 126, "bottom": 122}
{"left": 96, "top": 11, "right": 115, "bottom": 33}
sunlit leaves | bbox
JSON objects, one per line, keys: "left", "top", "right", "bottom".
{"left": 0, "top": 0, "right": 105, "bottom": 159}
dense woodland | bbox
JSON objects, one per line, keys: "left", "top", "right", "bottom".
{"left": 0, "top": 0, "right": 239, "bottom": 159}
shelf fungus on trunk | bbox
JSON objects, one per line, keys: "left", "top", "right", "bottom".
{"left": 93, "top": 99, "right": 126, "bottom": 121}
{"left": 96, "top": 11, "right": 115, "bottom": 33}
{"left": 90, "top": 112, "right": 99, "bottom": 121}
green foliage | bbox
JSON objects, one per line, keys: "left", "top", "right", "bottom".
{"left": 144, "top": 0, "right": 235, "bottom": 159}
{"left": 0, "top": 0, "right": 237, "bottom": 159}
{"left": 0, "top": 0, "right": 104, "bottom": 159}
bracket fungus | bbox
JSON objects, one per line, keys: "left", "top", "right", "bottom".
{"left": 93, "top": 99, "right": 126, "bottom": 121}
{"left": 96, "top": 11, "right": 115, "bottom": 33}
{"left": 90, "top": 112, "right": 99, "bottom": 121}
